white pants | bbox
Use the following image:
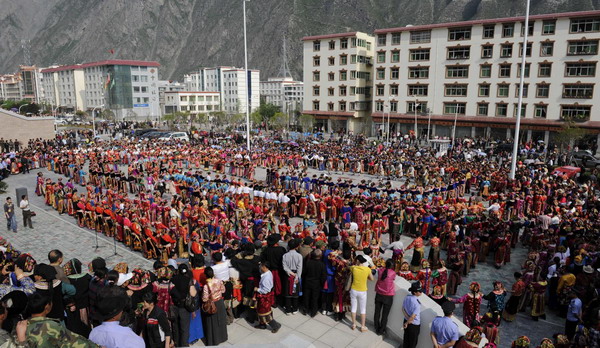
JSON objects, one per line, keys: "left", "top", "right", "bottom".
{"left": 350, "top": 289, "right": 367, "bottom": 314}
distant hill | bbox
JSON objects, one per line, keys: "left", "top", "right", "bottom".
{"left": 1, "top": 0, "right": 598, "bottom": 80}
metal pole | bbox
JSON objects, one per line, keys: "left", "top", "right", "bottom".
{"left": 413, "top": 97, "right": 418, "bottom": 140}
{"left": 510, "top": 0, "right": 531, "bottom": 180}
{"left": 92, "top": 105, "right": 103, "bottom": 138}
{"left": 243, "top": 0, "right": 251, "bottom": 151}
{"left": 427, "top": 110, "right": 432, "bottom": 142}
{"left": 452, "top": 103, "right": 458, "bottom": 149}
{"left": 18, "top": 104, "right": 28, "bottom": 115}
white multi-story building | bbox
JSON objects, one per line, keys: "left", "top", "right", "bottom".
{"left": 41, "top": 60, "right": 160, "bottom": 120}
{"left": 0, "top": 74, "right": 23, "bottom": 101}
{"left": 260, "top": 77, "right": 304, "bottom": 115}
{"left": 0, "top": 66, "right": 44, "bottom": 103}
{"left": 302, "top": 32, "right": 375, "bottom": 133}
{"left": 184, "top": 66, "right": 260, "bottom": 114}
{"left": 163, "top": 91, "right": 221, "bottom": 116}
{"left": 158, "top": 80, "right": 186, "bottom": 116}
{"left": 304, "top": 10, "right": 600, "bottom": 141}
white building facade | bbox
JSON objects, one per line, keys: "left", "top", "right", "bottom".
{"left": 302, "top": 32, "right": 375, "bottom": 133}
{"left": 184, "top": 66, "right": 260, "bottom": 114}
{"left": 304, "top": 10, "right": 600, "bottom": 141}
{"left": 163, "top": 91, "right": 221, "bottom": 116}
{"left": 260, "top": 77, "right": 304, "bottom": 115}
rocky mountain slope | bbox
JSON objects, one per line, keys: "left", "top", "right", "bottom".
{"left": 1, "top": 0, "right": 599, "bottom": 80}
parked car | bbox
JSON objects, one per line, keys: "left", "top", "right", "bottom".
{"left": 141, "top": 131, "right": 168, "bottom": 139}
{"left": 552, "top": 166, "right": 581, "bottom": 179}
{"left": 133, "top": 128, "right": 158, "bottom": 137}
{"left": 571, "top": 153, "right": 600, "bottom": 169}
{"left": 159, "top": 132, "right": 189, "bottom": 141}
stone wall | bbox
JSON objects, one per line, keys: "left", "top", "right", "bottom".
{"left": 0, "top": 109, "right": 55, "bottom": 144}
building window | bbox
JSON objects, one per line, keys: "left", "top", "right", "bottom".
{"left": 481, "top": 45, "right": 493, "bottom": 58}
{"left": 378, "top": 34, "right": 387, "bottom": 46}
{"left": 340, "top": 71, "right": 347, "bottom": 80}
{"left": 351, "top": 54, "right": 357, "bottom": 63}
{"left": 339, "top": 101, "right": 346, "bottom": 111}
{"left": 483, "top": 25, "right": 495, "bottom": 39}
{"left": 515, "top": 84, "right": 529, "bottom": 98}
{"left": 313, "top": 41, "right": 320, "bottom": 51}
{"left": 377, "top": 52, "right": 386, "bottom": 63}
{"left": 446, "top": 65, "right": 469, "bottom": 78}
{"left": 350, "top": 87, "right": 356, "bottom": 95}
{"left": 329, "top": 41, "right": 335, "bottom": 50}
{"left": 392, "top": 33, "right": 401, "bottom": 45}
{"left": 408, "top": 101, "right": 427, "bottom": 113}
{"left": 410, "top": 49, "right": 430, "bottom": 61}
{"left": 375, "top": 101, "right": 384, "bottom": 112}
{"left": 340, "top": 38, "right": 348, "bottom": 49}
{"left": 517, "top": 63, "right": 531, "bottom": 78}
{"left": 447, "top": 46, "right": 470, "bottom": 59}
{"left": 313, "top": 56, "right": 320, "bottom": 66}
{"left": 540, "top": 42, "right": 554, "bottom": 56}
{"left": 180, "top": 95, "right": 187, "bottom": 101}
{"left": 313, "top": 71, "right": 320, "bottom": 81}
{"left": 328, "top": 72, "right": 335, "bottom": 81}
{"left": 520, "top": 21, "right": 534, "bottom": 36}
{"left": 567, "top": 40, "right": 599, "bottom": 55}
{"left": 518, "top": 42, "right": 532, "bottom": 57}
{"left": 536, "top": 83, "right": 550, "bottom": 98}
{"left": 313, "top": 86, "right": 320, "bottom": 96}
{"left": 408, "top": 84, "right": 428, "bottom": 96}
{"left": 499, "top": 64, "right": 511, "bottom": 78}
{"left": 539, "top": 63, "right": 552, "bottom": 77}
{"left": 312, "top": 101, "right": 319, "bottom": 110}
{"left": 535, "top": 104, "right": 547, "bottom": 118}
{"left": 340, "top": 55, "right": 347, "bottom": 65}
{"left": 479, "top": 84, "right": 490, "bottom": 97}
{"left": 500, "top": 43, "right": 513, "bottom": 58}
{"left": 502, "top": 23, "right": 515, "bottom": 37}
{"left": 350, "top": 70, "right": 356, "bottom": 79}
{"left": 376, "top": 85, "right": 385, "bottom": 96}
{"left": 390, "top": 101, "right": 398, "bottom": 112}
{"left": 561, "top": 105, "right": 591, "bottom": 121}
{"left": 570, "top": 18, "right": 600, "bottom": 33}
{"left": 410, "top": 30, "right": 431, "bottom": 44}
{"left": 542, "top": 20, "right": 556, "bottom": 35}
{"left": 390, "top": 85, "right": 399, "bottom": 95}
{"left": 497, "top": 84, "right": 510, "bottom": 97}
{"left": 391, "top": 50, "right": 400, "bottom": 63}
{"left": 337, "top": 86, "right": 347, "bottom": 96}
{"left": 409, "top": 66, "right": 429, "bottom": 79}
{"left": 565, "top": 62, "right": 596, "bottom": 77}
{"left": 351, "top": 38, "right": 357, "bottom": 47}
{"left": 480, "top": 64, "right": 492, "bottom": 78}
{"left": 445, "top": 84, "right": 468, "bottom": 97}
{"left": 375, "top": 68, "right": 384, "bottom": 80}
{"left": 563, "top": 84, "right": 594, "bottom": 99}
{"left": 443, "top": 103, "right": 466, "bottom": 115}
{"left": 448, "top": 27, "right": 472, "bottom": 41}
{"left": 328, "top": 57, "right": 335, "bottom": 65}
{"left": 390, "top": 68, "right": 400, "bottom": 79}
{"left": 513, "top": 104, "right": 527, "bottom": 117}
{"left": 477, "top": 103, "right": 489, "bottom": 116}
{"left": 328, "top": 103, "right": 334, "bottom": 111}
{"left": 496, "top": 103, "right": 508, "bottom": 117}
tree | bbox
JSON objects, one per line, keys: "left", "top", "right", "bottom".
{"left": 555, "top": 119, "right": 588, "bottom": 153}
{"left": 75, "top": 110, "right": 88, "bottom": 119}
{"left": 271, "top": 112, "right": 289, "bottom": 130}
{"left": 163, "top": 111, "right": 189, "bottom": 129}
{"left": 210, "top": 111, "right": 228, "bottom": 127}
{"left": 99, "top": 109, "right": 115, "bottom": 121}
{"left": 254, "top": 102, "right": 280, "bottom": 130}
{"left": 298, "top": 114, "right": 315, "bottom": 133}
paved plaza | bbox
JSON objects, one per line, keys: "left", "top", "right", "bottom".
{"left": 0, "top": 166, "right": 565, "bottom": 346}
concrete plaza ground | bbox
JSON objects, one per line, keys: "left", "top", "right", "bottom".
{"left": 0, "top": 164, "right": 564, "bottom": 346}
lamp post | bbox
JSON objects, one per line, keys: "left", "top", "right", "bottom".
{"left": 18, "top": 104, "right": 29, "bottom": 115}
{"left": 52, "top": 105, "right": 60, "bottom": 117}
{"left": 451, "top": 103, "right": 459, "bottom": 150}
{"left": 510, "top": 0, "right": 531, "bottom": 180}
{"left": 385, "top": 96, "right": 392, "bottom": 144}
{"left": 410, "top": 95, "right": 419, "bottom": 142}
{"left": 92, "top": 105, "right": 104, "bottom": 138}
{"left": 427, "top": 108, "right": 432, "bottom": 142}
{"left": 243, "top": 0, "right": 251, "bottom": 151}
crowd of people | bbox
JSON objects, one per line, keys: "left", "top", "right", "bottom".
{"left": 0, "top": 128, "right": 599, "bottom": 347}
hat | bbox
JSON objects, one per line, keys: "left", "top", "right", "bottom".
{"left": 94, "top": 294, "right": 128, "bottom": 321}
{"left": 117, "top": 272, "right": 134, "bottom": 286}
{"left": 512, "top": 336, "right": 530, "bottom": 348}
{"left": 113, "top": 262, "right": 129, "bottom": 274}
{"left": 303, "top": 237, "right": 314, "bottom": 245}
{"left": 574, "top": 255, "right": 583, "bottom": 265}
{"left": 14, "top": 253, "right": 36, "bottom": 274}
{"left": 266, "top": 234, "right": 281, "bottom": 246}
{"left": 288, "top": 238, "right": 301, "bottom": 250}
{"left": 464, "top": 327, "right": 483, "bottom": 345}
{"left": 441, "top": 301, "right": 455, "bottom": 315}
{"left": 409, "top": 281, "right": 423, "bottom": 293}
{"left": 583, "top": 265, "right": 593, "bottom": 274}
{"left": 315, "top": 240, "right": 326, "bottom": 249}
{"left": 0, "top": 291, "right": 28, "bottom": 317}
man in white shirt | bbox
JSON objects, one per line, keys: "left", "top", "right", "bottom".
{"left": 211, "top": 252, "right": 230, "bottom": 282}
{"left": 19, "top": 195, "right": 33, "bottom": 229}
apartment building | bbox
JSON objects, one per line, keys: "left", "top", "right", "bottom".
{"left": 41, "top": 59, "right": 160, "bottom": 120}
{"left": 304, "top": 11, "right": 600, "bottom": 142}
{"left": 163, "top": 91, "right": 221, "bottom": 116}
{"left": 0, "top": 74, "right": 22, "bottom": 101}
{"left": 0, "top": 66, "right": 44, "bottom": 103}
{"left": 260, "top": 77, "right": 304, "bottom": 115}
{"left": 184, "top": 67, "right": 260, "bottom": 114}
{"left": 302, "top": 32, "right": 375, "bottom": 133}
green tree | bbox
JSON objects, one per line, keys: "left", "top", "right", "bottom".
{"left": 254, "top": 103, "right": 280, "bottom": 130}
{"left": 555, "top": 118, "right": 588, "bottom": 153}
{"left": 75, "top": 110, "right": 88, "bottom": 119}
{"left": 298, "top": 114, "right": 315, "bottom": 132}
{"left": 210, "top": 111, "right": 228, "bottom": 127}
{"left": 99, "top": 109, "right": 115, "bottom": 121}
{"left": 271, "top": 112, "right": 289, "bottom": 130}
{"left": 163, "top": 111, "right": 189, "bottom": 129}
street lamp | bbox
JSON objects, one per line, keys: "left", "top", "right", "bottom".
{"left": 385, "top": 97, "right": 391, "bottom": 144}
{"left": 410, "top": 95, "right": 419, "bottom": 142}
{"left": 18, "top": 104, "right": 29, "bottom": 115}
{"left": 52, "top": 105, "right": 60, "bottom": 117}
{"left": 243, "top": 0, "right": 251, "bottom": 151}
{"left": 92, "top": 105, "right": 104, "bottom": 138}
{"left": 451, "top": 102, "right": 459, "bottom": 150}
{"left": 510, "top": 0, "right": 531, "bottom": 180}
{"left": 427, "top": 108, "right": 432, "bottom": 142}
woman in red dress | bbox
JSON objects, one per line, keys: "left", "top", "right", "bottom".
{"left": 452, "top": 282, "right": 483, "bottom": 328}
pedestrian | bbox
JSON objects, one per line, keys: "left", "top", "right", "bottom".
{"left": 349, "top": 255, "right": 373, "bottom": 332}
{"left": 19, "top": 195, "right": 33, "bottom": 229}
{"left": 170, "top": 264, "right": 194, "bottom": 347}
{"left": 255, "top": 261, "right": 282, "bottom": 333}
{"left": 430, "top": 301, "right": 459, "bottom": 348}
{"left": 201, "top": 267, "right": 228, "bottom": 346}
{"left": 302, "top": 249, "right": 326, "bottom": 317}
{"left": 281, "top": 238, "right": 303, "bottom": 315}
{"left": 565, "top": 291, "right": 582, "bottom": 340}
{"left": 373, "top": 259, "right": 396, "bottom": 336}
{"left": 402, "top": 282, "right": 423, "bottom": 348}
{"left": 141, "top": 292, "right": 172, "bottom": 348}
{"left": 3, "top": 197, "right": 17, "bottom": 233}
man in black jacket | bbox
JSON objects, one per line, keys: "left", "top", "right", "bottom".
{"left": 302, "top": 249, "right": 327, "bottom": 317}
{"left": 261, "top": 234, "right": 286, "bottom": 307}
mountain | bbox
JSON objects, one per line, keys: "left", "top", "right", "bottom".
{"left": 1, "top": 0, "right": 599, "bottom": 80}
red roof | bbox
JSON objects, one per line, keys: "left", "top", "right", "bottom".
{"left": 302, "top": 32, "right": 358, "bottom": 41}
{"left": 40, "top": 59, "right": 160, "bottom": 73}
{"left": 164, "top": 91, "right": 219, "bottom": 94}
{"left": 375, "top": 10, "right": 600, "bottom": 34}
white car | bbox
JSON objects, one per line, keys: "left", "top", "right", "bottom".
{"left": 54, "top": 119, "right": 67, "bottom": 125}
{"left": 159, "top": 132, "right": 189, "bottom": 141}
